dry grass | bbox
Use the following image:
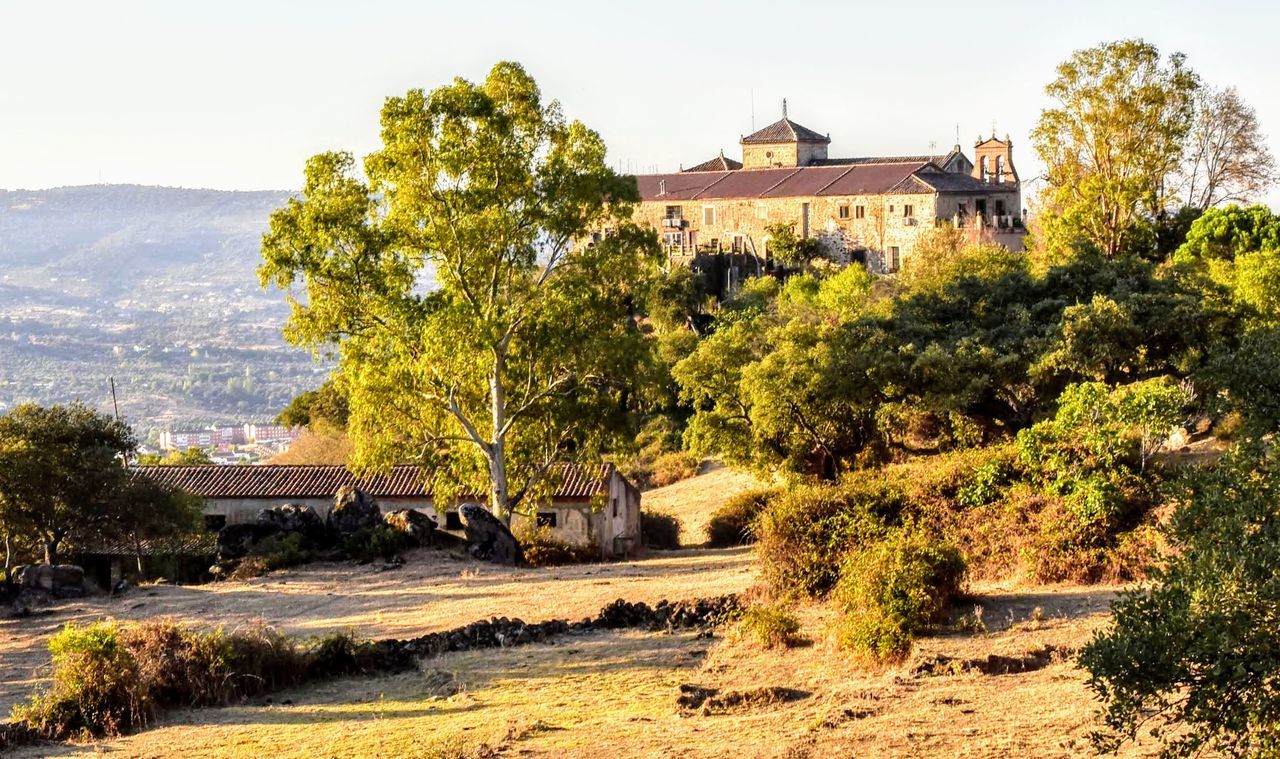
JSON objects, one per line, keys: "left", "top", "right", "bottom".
{"left": 0, "top": 546, "right": 754, "bottom": 715}
{"left": 10, "top": 583, "right": 1159, "bottom": 758}
{"left": 642, "top": 461, "right": 763, "bottom": 545}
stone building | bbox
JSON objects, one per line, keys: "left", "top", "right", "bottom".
{"left": 133, "top": 463, "right": 643, "bottom": 558}
{"left": 630, "top": 106, "right": 1025, "bottom": 286}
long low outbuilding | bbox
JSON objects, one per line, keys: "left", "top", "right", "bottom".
{"left": 133, "top": 463, "right": 642, "bottom": 558}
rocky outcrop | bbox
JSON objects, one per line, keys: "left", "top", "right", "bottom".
{"left": 12, "top": 564, "right": 86, "bottom": 599}
{"left": 258, "top": 503, "right": 328, "bottom": 547}
{"left": 459, "top": 503, "right": 524, "bottom": 565}
{"left": 383, "top": 509, "right": 437, "bottom": 545}
{"left": 328, "top": 487, "right": 382, "bottom": 537}
{"left": 214, "top": 523, "right": 285, "bottom": 564}
{"left": 363, "top": 594, "right": 742, "bottom": 670}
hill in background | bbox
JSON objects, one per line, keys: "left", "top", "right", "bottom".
{"left": 0, "top": 184, "right": 327, "bottom": 439}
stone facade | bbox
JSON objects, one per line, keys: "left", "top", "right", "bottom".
{"left": 630, "top": 112, "right": 1026, "bottom": 279}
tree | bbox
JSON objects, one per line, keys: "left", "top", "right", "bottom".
{"left": 260, "top": 62, "right": 658, "bottom": 524}
{"left": 135, "top": 448, "right": 213, "bottom": 466}
{"left": 1180, "top": 86, "right": 1278, "bottom": 209}
{"left": 1082, "top": 445, "right": 1280, "bottom": 756}
{"left": 1175, "top": 205, "right": 1280, "bottom": 323}
{"left": 105, "top": 478, "right": 204, "bottom": 579}
{"left": 764, "top": 221, "right": 823, "bottom": 268}
{"left": 0, "top": 404, "right": 136, "bottom": 565}
{"left": 1033, "top": 39, "right": 1199, "bottom": 258}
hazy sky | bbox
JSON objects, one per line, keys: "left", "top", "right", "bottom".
{"left": 3, "top": 0, "right": 1279, "bottom": 205}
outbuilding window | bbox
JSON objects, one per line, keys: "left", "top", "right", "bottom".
{"left": 445, "top": 511, "right": 463, "bottom": 530}
{"left": 536, "top": 512, "right": 557, "bottom": 528}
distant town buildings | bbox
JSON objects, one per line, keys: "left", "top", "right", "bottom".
{"left": 157, "top": 422, "right": 299, "bottom": 453}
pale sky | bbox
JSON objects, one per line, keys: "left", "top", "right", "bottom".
{"left": 3, "top": 0, "right": 1279, "bottom": 206}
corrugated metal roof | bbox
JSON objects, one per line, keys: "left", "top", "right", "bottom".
{"left": 131, "top": 463, "right": 616, "bottom": 500}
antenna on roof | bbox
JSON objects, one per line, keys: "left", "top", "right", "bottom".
{"left": 929, "top": 140, "right": 937, "bottom": 151}
{"left": 955, "top": 123, "right": 960, "bottom": 145}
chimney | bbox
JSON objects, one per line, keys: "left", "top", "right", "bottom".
{"left": 658, "top": 179, "right": 667, "bottom": 196}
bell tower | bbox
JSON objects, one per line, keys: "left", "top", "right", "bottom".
{"left": 972, "top": 134, "right": 1018, "bottom": 185}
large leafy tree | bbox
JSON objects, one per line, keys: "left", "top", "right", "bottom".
{"left": 0, "top": 403, "right": 135, "bottom": 565}
{"left": 261, "top": 62, "right": 658, "bottom": 523}
{"left": 1033, "top": 39, "right": 1199, "bottom": 258}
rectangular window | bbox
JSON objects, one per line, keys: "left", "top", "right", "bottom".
{"left": 889, "top": 246, "right": 901, "bottom": 272}
{"left": 703, "top": 206, "right": 717, "bottom": 225}
{"left": 855, "top": 205, "right": 866, "bottom": 220}
{"left": 957, "top": 202, "right": 968, "bottom": 216}
{"left": 664, "top": 205, "right": 682, "bottom": 219}
{"left": 662, "top": 231, "right": 683, "bottom": 249}
{"left": 755, "top": 204, "right": 768, "bottom": 220}
{"left": 888, "top": 205, "right": 895, "bottom": 213}
{"left": 838, "top": 204, "right": 850, "bottom": 219}
{"left": 536, "top": 512, "right": 557, "bottom": 528}
{"left": 903, "top": 205, "right": 914, "bottom": 218}
{"left": 445, "top": 511, "right": 463, "bottom": 530}
{"left": 995, "top": 199, "right": 1007, "bottom": 216}
{"left": 204, "top": 514, "right": 226, "bottom": 531}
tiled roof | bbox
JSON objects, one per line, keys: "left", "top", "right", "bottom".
{"left": 131, "top": 463, "right": 616, "bottom": 500}
{"left": 76, "top": 533, "right": 218, "bottom": 557}
{"left": 912, "top": 170, "right": 1019, "bottom": 194}
{"left": 741, "top": 117, "right": 830, "bottom": 145}
{"left": 637, "top": 161, "right": 931, "bottom": 201}
{"left": 684, "top": 154, "right": 743, "bottom": 172}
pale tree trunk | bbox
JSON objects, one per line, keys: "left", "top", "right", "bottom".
{"left": 3, "top": 528, "right": 12, "bottom": 583}
{"left": 488, "top": 361, "right": 512, "bottom": 526}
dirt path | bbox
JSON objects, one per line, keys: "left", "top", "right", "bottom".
{"left": 0, "top": 546, "right": 755, "bottom": 715}
{"left": 642, "top": 462, "right": 762, "bottom": 544}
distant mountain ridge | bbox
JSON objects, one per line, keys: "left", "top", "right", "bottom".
{"left": 0, "top": 184, "right": 328, "bottom": 437}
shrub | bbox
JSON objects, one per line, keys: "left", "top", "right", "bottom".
{"left": 649, "top": 451, "right": 701, "bottom": 488}
{"left": 834, "top": 529, "right": 966, "bottom": 663}
{"left": 515, "top": 526, "right": 599, "bottom": 567}
{"left": 706, "top": 488, "right": 777, "bottom": 548}
{"left": 641, "top": 510, "right": 681, "bottom": 550}
{"left": 737, "top": 604, "right": 801, "bottom": 649}
{"left": 755, "top": 481, "right": 900, "bottom": 597}
{"left": 342, "top": 525, "right": 415, "bottom": 563}
{"left": 11, "top": 619, "right": 381, "bottom": 740}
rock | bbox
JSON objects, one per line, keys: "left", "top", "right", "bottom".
{"left": 328, "top": 486, "right": 382, "bottom": 537}
{"left": 214, "top": 522, "right": 283, "bottom": 563}
{"left": 258, "top": 503, "right": 328, "bottom": 547}
{"left": 13, "top": 564, "right": 86, "bottom": 598}
{"left": 459, "top": 503, "right": 524, "bottom": 566}
{"left": 383, "top": 509, "right": 437, "bottom": 546}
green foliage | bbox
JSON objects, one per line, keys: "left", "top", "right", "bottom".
{"left": 341, "top": 525, "right": 414, "bottom": 564}
{"left": 0, "top": 403, "right": 141, "bottom": 565}
{"left": 135, "top": 448, "right": 213, "bottom": 466}
{"left": 1082, "top": 446, "right": 1280, "bottom": 756}
{"left": 737, "top": 604, "right": 801, "bottom": 649}
{"left": 764, "top": 222, "right": 824, "bottom": 267}
{"left": 755, "top": 481, "right": 899, "bottom": 597}
{"left": 275, "top": 379, "right": 350, "bottom": 431}
{"left": 260, "top": 62, "right": 659, "bottom": 523}
{"left": 640, "top": 510, "right": 681, "bottom": 550}
{"left": 705, "top": 487, "right": 777, "bottom": 548}
{"left": 515, "top": 525, "right": 598, "bottom": 567}
{"left": 834, "top": 529, "right": 966, "bottom": 663}
{"left": 11, "top": 619, "right": 383, "bottom": 740}
{"left": 1033, "top": 39, "right": 1199, "bottom": 258}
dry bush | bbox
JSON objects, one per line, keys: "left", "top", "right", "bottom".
{"left": 641, "top": 510, "right": 681, "bottom": 550}
{"left": 736, "top": 604, "right": 801, "bottom": 649}
{"left": 515, "top": 526, "right": 599, "bottom": 567}
{"left": 649, "top": 452, "right": 701, "bottom": 488}
{"left": 12, "top": 619, "right": 382, "bottom": 740}
{"left": 706, "top": 488, "right": 778, "bottom": 548}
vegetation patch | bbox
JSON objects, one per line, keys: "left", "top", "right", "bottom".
{"left": 515, "top": 526, "right": 599, "bottom": 567}
{"left": 676, "top": 684, "right": 810, "bottom": 715}
{"left": 705, "top": 487, "right": 778, "bottom": 548}
{"left": 641, "top": 510, "right": 682, "bottom": 550}
{"left": 735, "top": 603, "right": 801, "bottom": 649}
{"left": 834, "top": 529, "right": 966, "bottom": 664}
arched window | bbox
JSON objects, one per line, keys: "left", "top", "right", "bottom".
{"left": 996, "top": 155, "right": 1005, "bottom": 182}
{"left": 980, "top": 156, "right": 989, "bottom": 182}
